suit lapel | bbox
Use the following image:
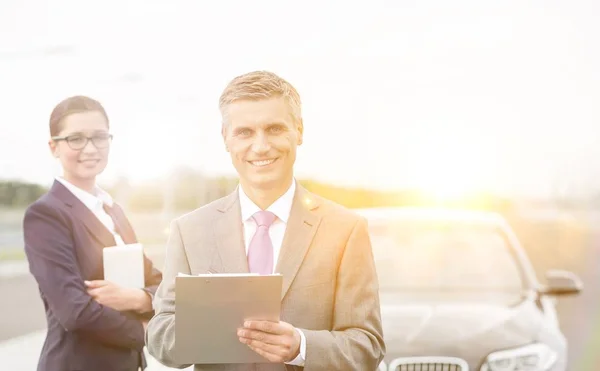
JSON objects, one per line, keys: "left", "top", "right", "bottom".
{"left": 275, "top": 185, "right": 322, "bottom": 299}
{"left": 213, "top": 190, "right": 250, "bottom": 273}
{"left": 50, "top": 180, "right": 116, "bottom": 248}
{"left": 109, "top": 204, "right": 138, "bottom": 244}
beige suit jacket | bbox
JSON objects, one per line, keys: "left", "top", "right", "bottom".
{"left": 146, "top": 184, "right": 385, "bottom": 370}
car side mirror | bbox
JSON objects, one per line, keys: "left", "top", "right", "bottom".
{"left": 540, "top": 269, "right": 583, "bottom": 296}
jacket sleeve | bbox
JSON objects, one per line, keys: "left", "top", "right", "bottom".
{"left": 301, "top": 217, "right": 386, "bottom": 370}
{"left": 23, "top": 202, "right": 145, "bottom": 351}
{"left": 145, "top": 219, "right": 193, "bottom": 369}
{"left": 142, "top": 255, "right": 163, "bottom": 296}
{"left": 137, "top": 254, "right": 163, "bottom": 320}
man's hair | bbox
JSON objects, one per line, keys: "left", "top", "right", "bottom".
{"left": 219, "top": 70, "right": 302, "bottom": 127}
{"left": 49, "top": 95, "right": 109, "bottom": 136}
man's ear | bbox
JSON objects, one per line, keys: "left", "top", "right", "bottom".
{"left": 297, "top": 119, "right": 304, "bottom": 145}
{"left": 222, "top": 127, "right": 230, "bottom": 152}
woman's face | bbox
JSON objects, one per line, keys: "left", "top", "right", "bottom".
{"left": 49, "top": 111, "right": 111, "bottom": 184}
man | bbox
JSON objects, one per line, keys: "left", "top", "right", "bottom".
{"left": 146, "top": 71, "right": 385, "bottom": 370}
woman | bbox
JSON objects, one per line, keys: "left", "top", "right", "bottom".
{"left": 23, "top": 95, "right": 162, "bottom": 371}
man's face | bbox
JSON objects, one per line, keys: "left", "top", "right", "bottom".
{"left": 222, "top": 96, "right": 303, "bottom": 191}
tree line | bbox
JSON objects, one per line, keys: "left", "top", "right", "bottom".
{"left": 0, "top": 181, "right": 48, "bottom": 208}
{"left": 0, "top": 175, "right": 514, "bottom": 213}
{"left": 2, "top": 171, "right": 598, "bottom": 213}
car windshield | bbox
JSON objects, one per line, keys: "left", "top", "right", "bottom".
{"left": 369, "top": 219, "right": 525, "bottom": 292}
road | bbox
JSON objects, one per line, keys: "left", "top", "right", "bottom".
{"left": 0, "top": 274, "right": 45, "bottom": 342}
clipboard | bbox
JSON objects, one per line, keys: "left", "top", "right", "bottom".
{"left": 174, "top": 273, "right": 282, "bottom": 364}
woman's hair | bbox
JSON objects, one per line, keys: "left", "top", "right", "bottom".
{"left": 49, "top": 95, "right": 109, "bottom": 136}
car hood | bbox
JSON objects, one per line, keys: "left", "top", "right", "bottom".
{"left": 380, "top": 291, "right": 545, "bottom": 367}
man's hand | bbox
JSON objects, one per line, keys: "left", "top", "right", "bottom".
{"left": 85, "top": 280, "right": 150, "bottom": 313}
{"left": 237, "top": 320, "right": 301, "bottom": 363}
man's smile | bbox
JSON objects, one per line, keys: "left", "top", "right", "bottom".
{"left": 249, "top": 158, "right": 278, "bottom": 167}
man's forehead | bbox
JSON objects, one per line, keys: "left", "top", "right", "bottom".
{"left": 229, "top": 115, "right": 290, "bottom": 128}
{"left": 226, "top": 100, "right": 294, "bottom": 127}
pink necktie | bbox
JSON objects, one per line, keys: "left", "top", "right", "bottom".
{"left": 247, "top": 211, "right": 276, "bottom": 275}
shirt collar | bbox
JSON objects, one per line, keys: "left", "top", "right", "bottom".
{"left": 238, "top": 180, "right": 296, "bottom": 224}
{"left": 55, "top": 177, "right": 114, "bottom": 211}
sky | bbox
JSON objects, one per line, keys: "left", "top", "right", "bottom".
{"left": 0, "top": 0, "right": 599, "bottom": 198}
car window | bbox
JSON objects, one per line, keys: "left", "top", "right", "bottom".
{"left": 369, "top": 220, "right": 524, "bottom": 291}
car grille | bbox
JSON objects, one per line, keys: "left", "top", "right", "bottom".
{"left": 388, "top": 357, "right": 469, "bottom": 371}
{"left": 392, "top": 365, "right": 464, "bottom": 371}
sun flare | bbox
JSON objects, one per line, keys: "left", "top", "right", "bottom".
{"left": 408, "top": 133, "right": 492, "bottom": 201}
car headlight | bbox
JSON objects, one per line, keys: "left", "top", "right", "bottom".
{"left": 480, "top": 343, "right": 558, "bottom": 371}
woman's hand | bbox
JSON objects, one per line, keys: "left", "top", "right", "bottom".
{"left": 85, "top": 280, "right": 151, "bottom": 313}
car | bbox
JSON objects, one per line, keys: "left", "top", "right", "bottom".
{"left": 356, "top": 207, "right": 582, "bottom": 371}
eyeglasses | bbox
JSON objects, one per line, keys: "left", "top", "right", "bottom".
{"left": 52, "top": 133, "right": 113, "bottom": 150}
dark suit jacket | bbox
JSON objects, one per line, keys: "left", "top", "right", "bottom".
{"left": 23, "top": 180, "right": 162, "bottom": 371}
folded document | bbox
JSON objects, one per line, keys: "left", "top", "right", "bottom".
{"left": 103, "top": 243, "right": 144, "bottom": 289}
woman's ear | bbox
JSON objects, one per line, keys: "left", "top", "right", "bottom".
{"left": 48, "top": 139, "right": 59, "bottom": 158}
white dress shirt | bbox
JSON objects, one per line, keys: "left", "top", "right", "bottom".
{"left": 238, "top": 180, "right": 307, "bottom": 366}
{"left": 56, "top": 177, "right": 125, "bottom": 246}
